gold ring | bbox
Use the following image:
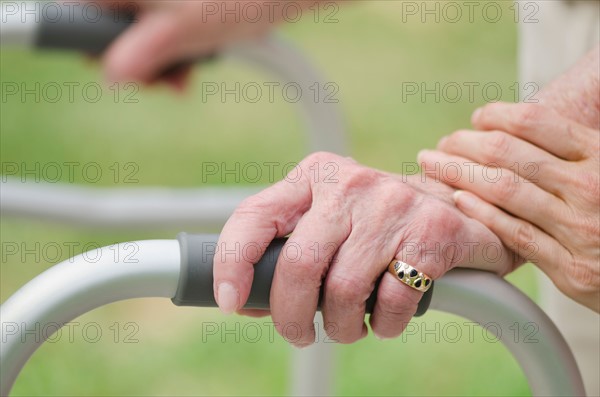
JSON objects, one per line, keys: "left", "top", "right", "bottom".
{"left": 388, "top": 260, "right": 432, "bottom": 292}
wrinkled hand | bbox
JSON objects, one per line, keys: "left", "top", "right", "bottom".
{"left": 96, "top": 0, "right": 286, "bottom": 87}
{"left": 419, "top": 102, "right": 600, "bottom": 312}
{"left": 213, "top": 152, "right": 518, "bottom": 346}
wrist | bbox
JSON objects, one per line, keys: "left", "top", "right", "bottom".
{"left": 539, "top": 45, "right": 600, "bottom": 129}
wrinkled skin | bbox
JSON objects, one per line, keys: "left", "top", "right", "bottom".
{"left": 423, "top": 46, "right": 600, "bottom": 312}
{"left": 213, "top": 153, "right": 519, "bottom": 346}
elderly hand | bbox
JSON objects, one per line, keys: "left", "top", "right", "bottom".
{"left": 213, "top": 152, "right": 519, "bottom": 346}
{"left": 97, "top": 0, "right": 303, "bottom": 87}
{"left": 419, "top": 102, "right": 600, "bottom": 312}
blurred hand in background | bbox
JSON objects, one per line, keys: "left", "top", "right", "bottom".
{"left": 96, "top": 1, "right": 322, "bottom": 89}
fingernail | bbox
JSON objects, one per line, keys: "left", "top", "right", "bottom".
{"left": 453, "top": 190, "right": 476, "bottom": 211}
{"left": 471, "top": 107, "right": 482, "bottom": 124}
{"left": 216, "top": 282, "right": 239, "bottom": 315}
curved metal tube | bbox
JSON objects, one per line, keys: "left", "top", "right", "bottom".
{"left": 0, "top": 241, "right": 585, "bottom": 396}
{"left": 0, "top": 240, "right": 181, "bottom": 395}
{"left": 429, "top": 269, "right": 585, "bottom": 396}
{"left": 0, "top": 182, "right": 259, "bottom": 229}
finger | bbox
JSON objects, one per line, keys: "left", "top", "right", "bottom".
{"left": 370, "top": 237, "right": 454, "bottom": 341}
{"left": 471, "top": 102, "right": 597, "bottom": 161}
{"left": 437, "top": 129, "right": 570, "bottom": 195}
{"left": 270, "top": 206, "right": 350, "bottom": 347}
{"left": 453, "top": 190, "right": 570, "bottom": 290}
{"left": 418, "top": 149, "right": 566, "bottom": 237}
{"left": 102, "top": 9, "right": 183, "bottom": 83}
{"left": 316, "top": 172, "right": 417, "bottom": 344}
{"left": 321, "top": 230, "right": 384, "bottom": 344}
{"left": 369, "top": 203, "right": 512, "bottom": 339}
{"left": 319, "top": 195, "right": 424, "bottom": 344}
{"left": 213, "top": 174, "right": 311, "bottom": 315}
{"left": 369, "top": 272, "right": 421, "bottom": 339}
{"left": 162, "top": 64, "right": 194, "bottom": 92}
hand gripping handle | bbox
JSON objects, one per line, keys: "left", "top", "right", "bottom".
{"left": 172, "top": 233, "right": 434, "bottom": 316}
{"left": 35, "top": 3, "right": 210, "bottom": 76}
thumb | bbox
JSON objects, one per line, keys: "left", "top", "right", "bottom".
{"left": 102, "top": 10, "right": 183, "bottom": 84}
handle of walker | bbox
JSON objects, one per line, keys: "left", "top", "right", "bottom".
{"left": 34, "top": 3, "right": 212, "bottom": 78}
{"left": 0, "top": 235, "right": 585, "bottom": 396}
{"left": 171, "top": 233, "right": 434, "bottom": 316}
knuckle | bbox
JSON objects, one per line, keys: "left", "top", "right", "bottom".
{"left": 445, "top": 129, "right": 469, "bottom": 149}
{"left": 490, "top": 173, "right": 519, "bottom": 202}
{"left": 233, "top": 192, "right": 287, "bottom": 229}
{"left": 335, "top": 165, "right": 384, "bottom": 196}
{"left": 400, "top": 202, "right": 464, "bottom": 275}
{"left": 236, "top": 194, "right": 271, "bottom": 213}
{"left": 298, "top": 152, "right": 343, "bottom": 184}
{"left": 419, "top": 200, "right": 462, "bottom": 235}
{"left": 479, "top": 102, "right": 504, "bottom": 122}
{"left": 511, "top": 103, "right": 544, "bottom": 130}
{"left": 511, "top": 221, "right": 536, "bottom": 248}
{"left": 437, "top": 207, "right": 463, "bottom": 236}
{"left": 231, "top": 195, "right": 270, "bottom": 227}
{"left": 483, "top": 131, "right": 512, "bottom": 164}
{"left": 378, "top": 181, "right": 418, "bottom": 212}
{"left": 326, "top": 273, "right": 371, "bottom": 307}
{"left": 410, "top": 199, "right": 463, "bottom": 240}
{"left": 301, "top": 151, "right": 342, "bottom": 171}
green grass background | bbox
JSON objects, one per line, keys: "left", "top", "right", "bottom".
{"left": 1, "top": 2, "right": 540, "bottom": 395}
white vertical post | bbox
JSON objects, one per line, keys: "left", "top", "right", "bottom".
{"left": 290, "top": 312, "right": 334, "bottom": 396}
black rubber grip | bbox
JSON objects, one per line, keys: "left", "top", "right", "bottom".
{"left": 35, "top": 3, "right": 134, "bottom": 55}
{"left": 172, "top": 233, "right": 434, "bottom": 317}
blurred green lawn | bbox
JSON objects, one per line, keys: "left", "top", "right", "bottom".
{"left": 1, "top": 2, "right": 540, "bottom": 395}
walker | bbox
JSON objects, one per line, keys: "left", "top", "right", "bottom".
{"left": 0, "top": 3, "right": 586, "bottom": 396}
